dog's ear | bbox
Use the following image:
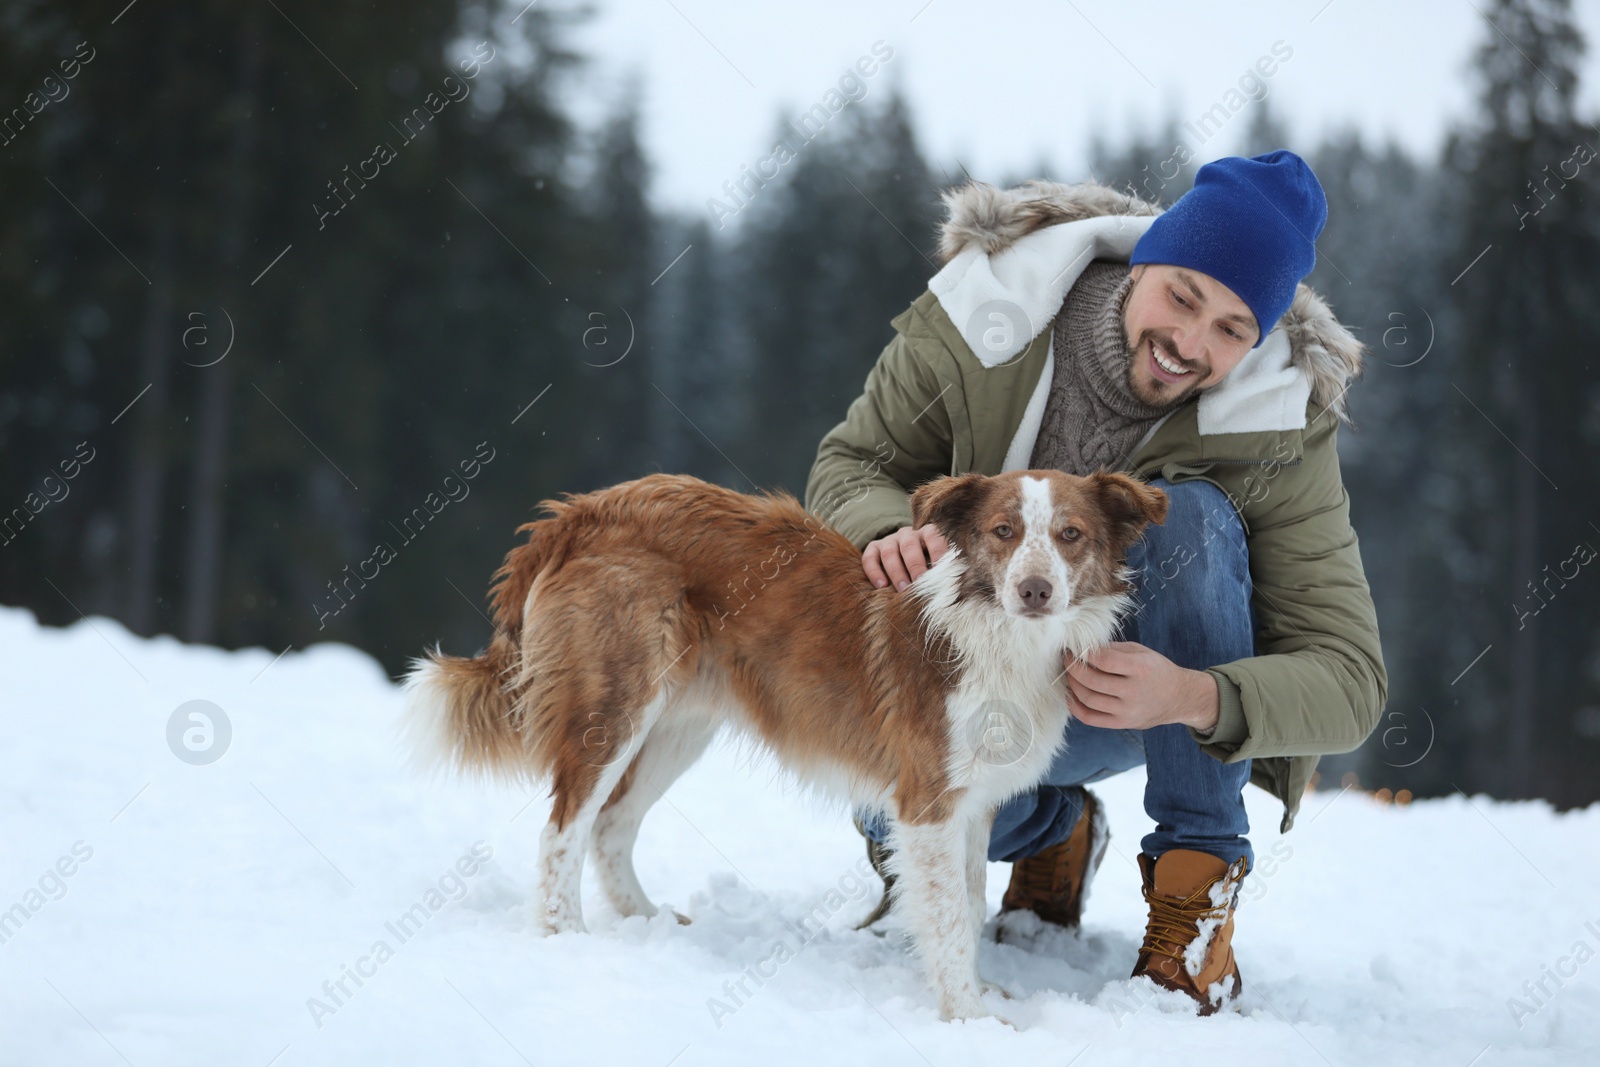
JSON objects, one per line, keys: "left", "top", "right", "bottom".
{"left": 909, "top": 473, "right": 989, "bottom": 544}
{"left": 1088, "top": 472, "right": 1169, "bottom": 553}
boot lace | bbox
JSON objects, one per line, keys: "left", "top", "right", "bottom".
{"left": 1019, "top": 843, "right": 1066, "bottom": 893}
{"left": 1139, "top": 883, "right": 1229, "bottom": 967}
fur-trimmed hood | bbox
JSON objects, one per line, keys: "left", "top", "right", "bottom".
{"left": 930, "top": 178, "right": 1365, "bottom": 425}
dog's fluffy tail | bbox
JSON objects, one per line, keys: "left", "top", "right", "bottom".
{"left": 399, "top": 633, "right": 533, "bottom": 781}
{"left": 399, "top": 497, "right": 587, "bottom": 782}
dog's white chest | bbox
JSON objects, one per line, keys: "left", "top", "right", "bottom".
{"left": 942, "top": 666, "right": 1070, "bottom": 803}
{"left": 909, "top": 552, "right": 1132, "bottom": 810}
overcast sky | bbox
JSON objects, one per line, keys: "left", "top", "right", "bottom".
{"left": 547, "top": 0, "right": 1600, "bottom": 219}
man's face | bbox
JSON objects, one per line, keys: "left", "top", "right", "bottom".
{"left": 1120, "top": 263, "right": 1260, "bottom": 408}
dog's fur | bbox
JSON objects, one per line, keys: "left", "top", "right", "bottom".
{"left": 401, "top": 469, "right": 1167, "bottom": 1021}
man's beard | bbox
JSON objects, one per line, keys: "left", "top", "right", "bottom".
{"left": 1123, "top": 330, "right": 1204, "bottom": 409}
{"left": 1115, "top": 282, "right": 1204, "bottom": 408}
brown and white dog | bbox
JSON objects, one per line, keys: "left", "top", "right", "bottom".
{"left": 401, "top": 469, "right": 1166, "bottom": 1022}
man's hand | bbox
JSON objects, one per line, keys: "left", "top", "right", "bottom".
{"left": 862, "top": 524, "right": 950, "bottom": 591}
{"left": 1064, "top": 641, "right": 1221, "bottom": 732}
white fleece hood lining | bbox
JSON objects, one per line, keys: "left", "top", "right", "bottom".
{"left": 926, "top": 213, "right": 1312, "bottom": 471}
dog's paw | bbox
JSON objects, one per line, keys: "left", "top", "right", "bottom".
{"left": 939, "top": 982, "right": 1020, "bottom": 1028}
{"left": 534, "top": 900, "right": 588, "bottom": 936}
{"left": 980, "top": 977, "right": 1015, "bottom": 1001}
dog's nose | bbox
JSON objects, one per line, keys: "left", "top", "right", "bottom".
{"left": 1018, "top": 577, "right": 1052, "bottom": 609}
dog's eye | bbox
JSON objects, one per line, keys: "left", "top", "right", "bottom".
{"left": 993, "top": 524, "right": 1013, "bottom": 540}
{"left": 1059, "top": 526, "right": 1082, "bottom": 542}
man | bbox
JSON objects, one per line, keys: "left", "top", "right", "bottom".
{"left": 803, "top": 150, "right": 1386, "bottom": 1015}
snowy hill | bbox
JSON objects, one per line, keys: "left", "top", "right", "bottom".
{"left": 0, "top": 603, "right": 1595, "bottom": 1066}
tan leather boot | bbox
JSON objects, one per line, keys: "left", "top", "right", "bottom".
{"left": 994, "top": 786, "right": 1108, "bottom": 938}
{"left": 1131, "top": 848, "right": 1249, "bottom": 1015}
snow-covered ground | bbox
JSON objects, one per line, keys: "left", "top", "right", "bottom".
{"left": 1, "top": 602, "right": 1596, "bottom": 1067}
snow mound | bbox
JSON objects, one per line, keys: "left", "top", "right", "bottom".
{"left": 1, "top": 603, "right": 1595, "bottom": 1065}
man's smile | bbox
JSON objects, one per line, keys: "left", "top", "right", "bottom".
{"left": 1148, "top": 336, "right": 1199, "bottom": 384}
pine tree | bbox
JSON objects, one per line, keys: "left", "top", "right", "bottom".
{"left": 732, "top": 85, "right": 940, "bottom": 493}
{"left": 1240, "top": 97, "right": 1291, "bottom": 157}
{"left": 1303, "top": 127, "right": 1455, "bottom": 795}
{"left": 1440, "top": 0, "right": 1600, "bottom": 800}
{"left": 1087, "top": 113, "right": 1196, "bottom": 206}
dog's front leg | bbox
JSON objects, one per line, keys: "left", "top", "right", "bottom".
{"left": 888, "top": 818, "right": 988, "bottom": 1022}
{"left": 964, "top": 808, "right": 1016, "bottom": 1007}
{"left": 964, "top": 807, "right": 993, "bottom": 957}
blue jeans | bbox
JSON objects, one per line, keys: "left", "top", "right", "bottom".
{"left": 856, "top": 476, "right": 1257, "bottom": 872}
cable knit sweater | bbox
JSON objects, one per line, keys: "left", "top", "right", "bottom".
{"left": 1028, "top": 258, "right": 1178, "bottom": 476}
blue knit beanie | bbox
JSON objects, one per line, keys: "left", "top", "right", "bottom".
{"left": 1129, "top": 149, "right": 1327, "bottom": 348}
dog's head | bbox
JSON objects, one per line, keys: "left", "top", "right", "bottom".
{"left": 910, "top": 469, "right": 1168, "bottom": 619}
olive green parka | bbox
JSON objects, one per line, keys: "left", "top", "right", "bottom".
{"left": 804, "top": 179, "right": 1387, "bottom": 832}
